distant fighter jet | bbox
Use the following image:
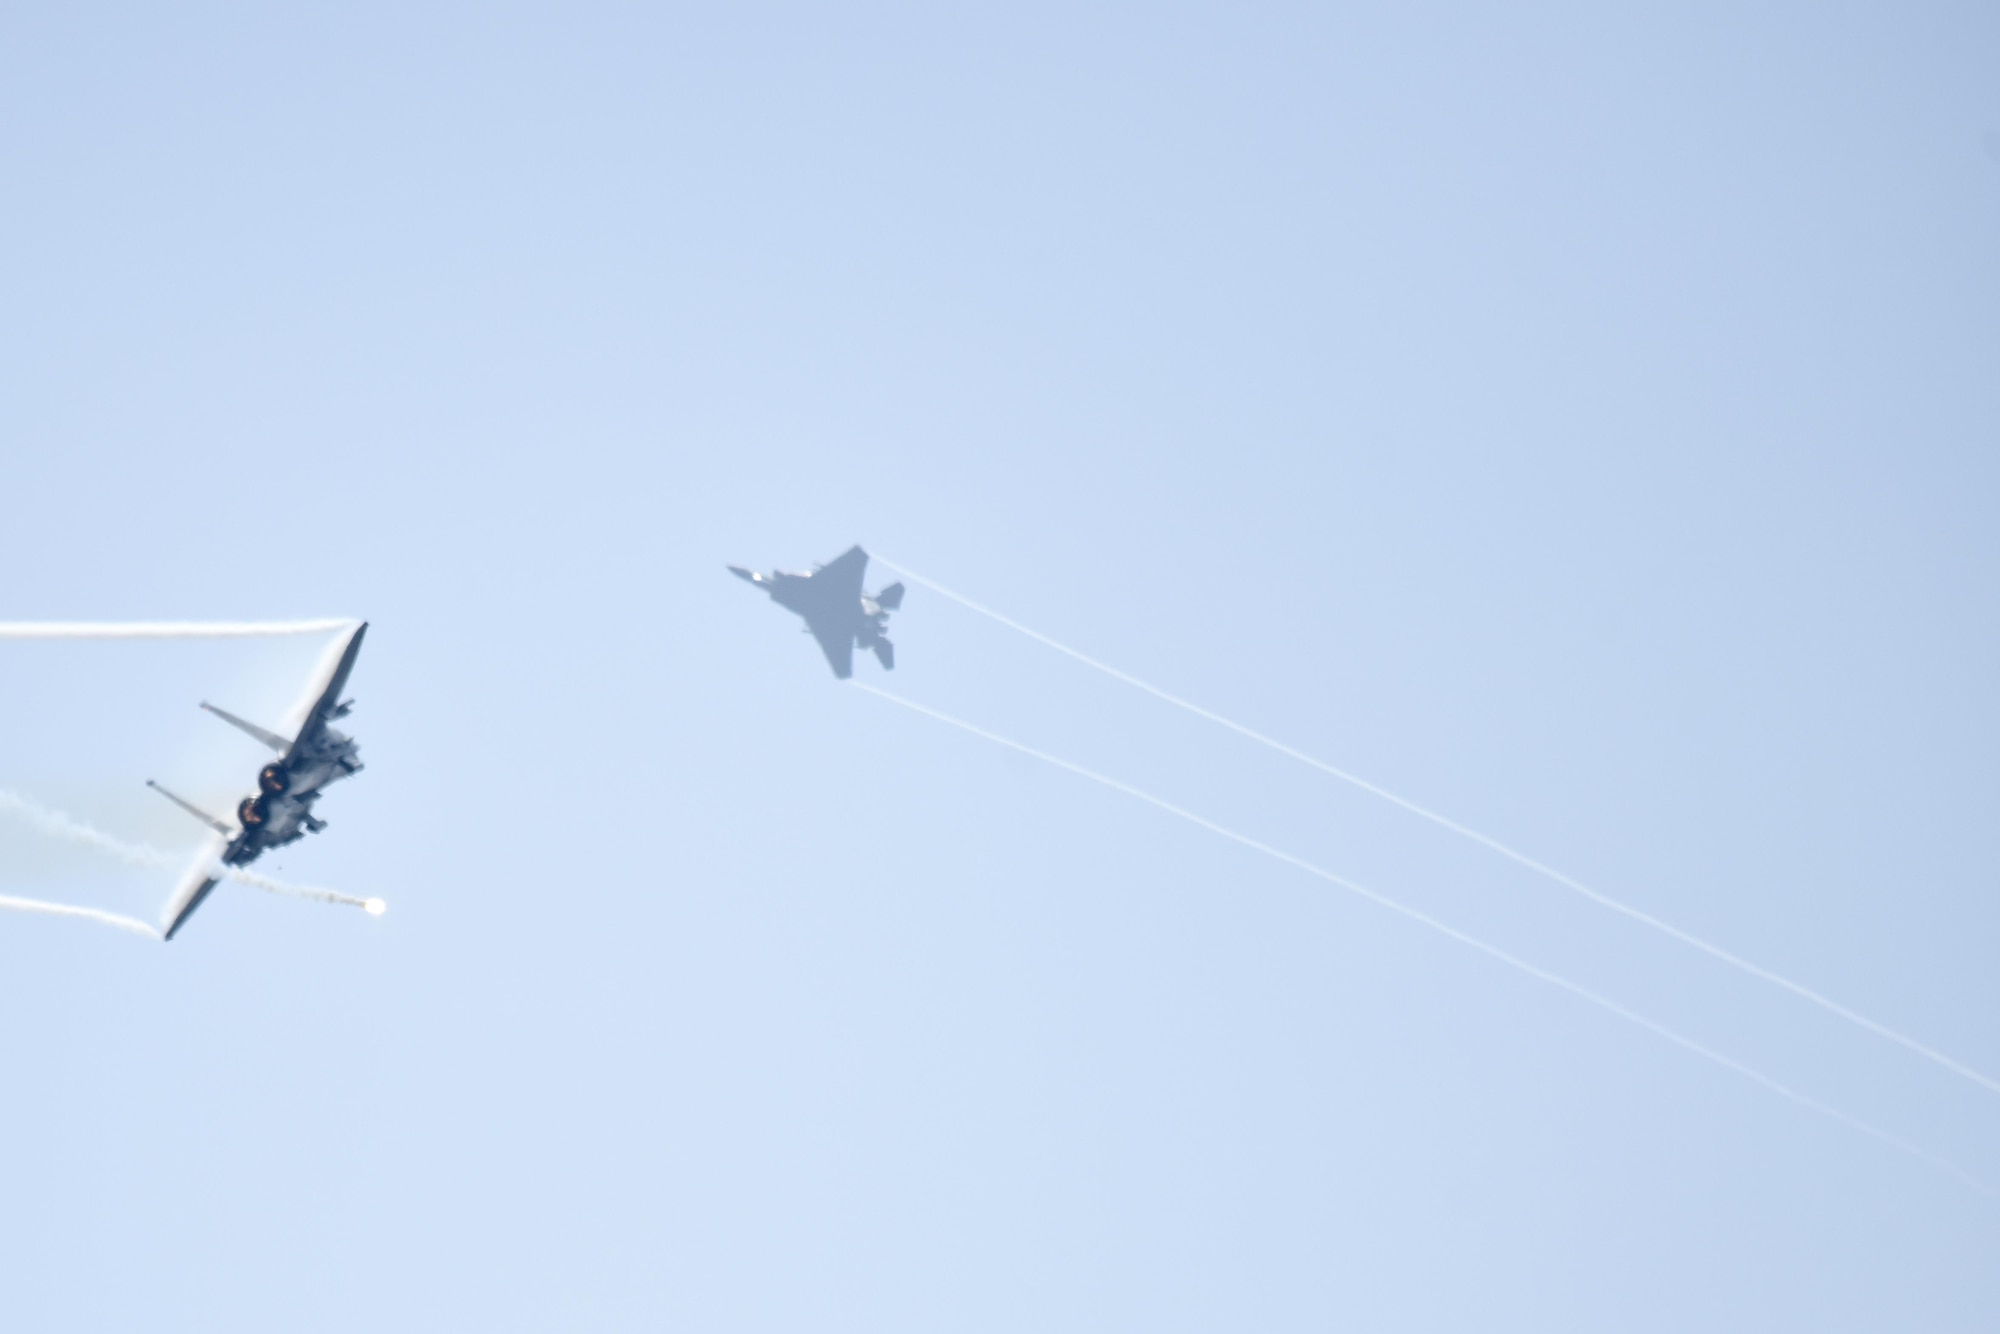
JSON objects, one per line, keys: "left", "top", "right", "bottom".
{"left": 729, "top": 545, "right": 902, "bottom": 679}
{"left": 148, "top": 622, "right": 368, "bottom": 940}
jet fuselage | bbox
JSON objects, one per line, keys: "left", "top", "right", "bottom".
{"left": 228, "top": 722, "right": 363, "bottom": 864}
{"left": 729, "top": 546, "right": 901, "bottom": 678}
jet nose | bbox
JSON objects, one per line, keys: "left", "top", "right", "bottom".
{"left": 727, "top": 565, "right": 757, "bottom": 583}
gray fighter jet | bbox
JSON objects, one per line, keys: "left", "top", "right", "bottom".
{"left": 149, "top": 622, "right": 368, "bottom": 940}
{"left": 729, "top": 545, "right": 903, "bottom": 678}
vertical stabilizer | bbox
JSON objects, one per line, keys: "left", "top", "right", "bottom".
{"left": 200, "top": 702, "right": 292, "bottom": 753}
{"left": 146, "top": 781, "right": 235, "bottom": 836}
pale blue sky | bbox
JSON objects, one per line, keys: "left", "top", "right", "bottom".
{"left": 2, "top": 3, "right": 1997, "bottom": 1328}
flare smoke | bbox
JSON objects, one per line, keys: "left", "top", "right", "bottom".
{"left": 0, "top": 789, "right": 375, "bottom": 919}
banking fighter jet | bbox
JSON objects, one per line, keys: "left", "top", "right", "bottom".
{"left": 729, "top": 545, "right": 902, "bottom": 678}
{"left": 147, "top": 622, "right": 369, "bottom": 940}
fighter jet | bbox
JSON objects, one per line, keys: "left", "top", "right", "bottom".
{"left": 729, "top": 545, "right": 902, "bottom": 679}
{"left": 148, "top": 622, "right": 368, "bottom": 940}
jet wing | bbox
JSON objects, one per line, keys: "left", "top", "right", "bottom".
{"left": 810, "top": 546, "right": 869, "bottom": 606}
{"left": 163, "top": 877, "right": 221, "bottom": 941}
{"left": 283, "top": 622, "right": 367, "bottom": 757}
{"left": 160, "top": 831, "right": 229, "bottom": 941}
{"left": 808, "top": 618, "right": 855, "bottom": 679}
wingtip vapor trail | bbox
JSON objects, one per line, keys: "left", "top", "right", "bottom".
{"left": 850, "top": 681, "right": 1995, "bottom": 1199}
{"left": 0, "top": 894, "right": 159, "bottom": 938}
{"left": 869, "top": 555, "right": 2000, "bottom": 1104}
{"left": 0, "top": 618, "right": 359, "bottom": 640}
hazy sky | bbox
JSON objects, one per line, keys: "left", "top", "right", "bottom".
{"left": 2, "top": 3, "right": 1997, "bottom": 1329}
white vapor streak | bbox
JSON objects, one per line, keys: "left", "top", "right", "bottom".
{"left": 0, "top": 790, "right": 369, "bottom": 914}
{"left": 0, "top": 894, "right": 159, "bottom": 938}
{"left": 872, "top": 556, "right": 2000, "bottom": 1101}
{"left": 0, "top": 790, "right": 175, "bottom": 868}
{"left": 852, "top": 682, "right": 1995, "bottom": 1197}
{"left": 221, "top": 866, "right": 372, "bottom": 910}
{"left": 0, "top": 619, "right": 356, "bottom": 639}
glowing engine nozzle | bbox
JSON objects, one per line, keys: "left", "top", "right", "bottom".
{"left": 364, "top": 898, "right": 388, "bottom": 917}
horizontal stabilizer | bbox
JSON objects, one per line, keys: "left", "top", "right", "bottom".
{"left": 201, "top": 701, "right": 291, "bottom": 753}
{"left": 874, "top": 582, "right": 904, "bottom": 611}
{"left": 873, "top": 638, "right": 895, "bottom": 671}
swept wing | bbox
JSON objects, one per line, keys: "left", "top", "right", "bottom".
{"left": 288, "top": 623, "right": 367, "bottom": 759}
{"left": 809, "top": 620, "right": 855, "bottom": 678}
{"left": 800, "top": 547, "right": 867, "bottom": 676}
{"left": 160, "top": 833, "right": 228, "bottom": 941}
{"left": 811, "top": 546, "right": 869, "bottom": 605}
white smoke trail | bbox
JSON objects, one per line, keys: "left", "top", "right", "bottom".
{"left": 852, "top": 682, "right": 1994, "bottom": 1197}
{"left": 0, "top": 789, "right": 176, "bottom": 869}
{"left": 0, "top": 619, "right": 356, "bottom": 639}
{"left": 0, "top": 894, "right": 159, "bottom": 937}
{"left": 871, "top": 555, "right": 2000, "bottom": 1102}
{"left": 221, "top": 865, "right": 380, "bottom": 913}
{"left": 0, "top": 790, "right": 379, "bottom": 917}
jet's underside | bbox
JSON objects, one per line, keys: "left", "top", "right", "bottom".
{"left": 730, "top": 545, "right": 902, "bottom": 679}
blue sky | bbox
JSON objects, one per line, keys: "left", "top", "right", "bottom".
{"left": 2, "top": 3, "right": 1997, "bottom": 1328}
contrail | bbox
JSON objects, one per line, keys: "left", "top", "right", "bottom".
{"left": 0, "top": 619, "right": 356, "bottom": 639}
{"left": 0, "top": 790, "right": 381, "bottom": 918}
{"left": 0, "top": 895, "right": 159, "bottom": 938}
{"left": 871, "top": 556, "right": 2000, "bottom": 1101}
{"left": 852, "top": 681, "right": 1993, "bottom": 1196}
